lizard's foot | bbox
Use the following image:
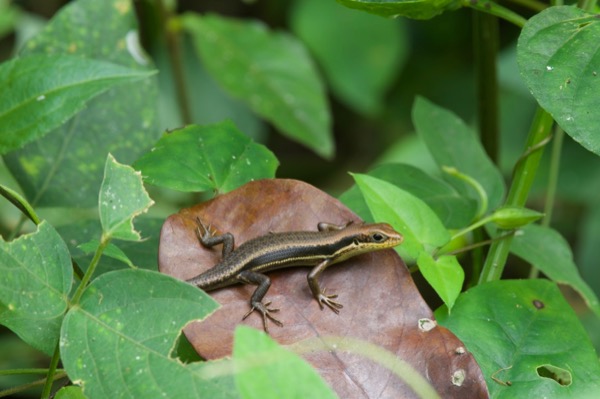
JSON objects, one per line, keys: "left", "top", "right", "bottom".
{"left": 243, "top": 301, "right": 283, "bottom": 333}
{"left": 317, "top": 289, "right": 343, "bottom": 314}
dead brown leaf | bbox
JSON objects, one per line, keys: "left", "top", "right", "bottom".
{"left": 159, "top": 179, "right": 488, "bottom": 398}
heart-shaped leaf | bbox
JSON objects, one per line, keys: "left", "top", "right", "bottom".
{"left": 518, "top": 6, "right": 600, "bottom": 155}
{"left": 437, "top": 279, "right": 600, "bottom": 399}
{"left": 159, "top": 179, "right": 487, "bottom": 398}
{"left": 134, "top": 122, "right": 278, "bottom": 194}
{"left": 60, "top": 269, "right": 237, "bottom": 398}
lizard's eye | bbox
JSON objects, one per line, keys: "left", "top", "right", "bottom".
{"left": 371, "top": 233, "right": 386, "bottom": 242}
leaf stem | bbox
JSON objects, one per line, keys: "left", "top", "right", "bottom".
{"left": 40, "top": 344, "right": 62, "bottom": 399}
{"left": 479, "top": 108, "right": 554, "bottom": 283}
{"left": 0, "top": 184, "right": 41, "bottom": 227}
{"left": 450, "top": 215, "right": 494, "bottom": 242}
{"left": 445, "top": 231, "right": 515, "bottom": 257}
{"left": 464, "top": 0, "right": 527, "bottom": 28}
{"left": 442, "top": 166, "right": 488, "bottom": 219}
{"left": 70, "top": 234, "right": 111, "bottom": 305}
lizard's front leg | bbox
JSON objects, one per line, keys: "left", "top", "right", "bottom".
{"left": 195, "top": 217, "right": 234, "bottom": 257}
{"left": 237, "top": 270, "right": 283, "bottom": 333}
{"left": 307, "top": 259, "right": 343, "bottom": 313}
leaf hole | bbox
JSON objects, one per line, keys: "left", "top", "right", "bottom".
{"left": 536, "top": 364, "right": 572, "bottom": 386}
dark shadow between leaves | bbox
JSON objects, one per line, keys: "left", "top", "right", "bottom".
{"left": 159, "top": 179, "right": 488, "bottom": 399}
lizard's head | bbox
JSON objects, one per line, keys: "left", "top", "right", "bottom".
{"left": 333, "top": 222, "right": 403, "bottom": 262}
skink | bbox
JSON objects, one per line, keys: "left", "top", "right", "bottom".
{"left": 187, "top": 218, "right": 403, "bottom": 332}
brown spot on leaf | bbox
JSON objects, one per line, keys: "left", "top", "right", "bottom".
{"left": 159, "top": 179, "right": 488, "bottom": 398}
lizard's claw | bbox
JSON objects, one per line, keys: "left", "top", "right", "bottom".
{"left": 243, "top": 301, "right": 283, "bottom": 333}
{"left": 317, "top": 289, "right": 343, "bottom": 314}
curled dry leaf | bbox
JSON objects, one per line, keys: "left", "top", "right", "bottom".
{"left": 159, "top": 179, "right": 488, "bottom": 399}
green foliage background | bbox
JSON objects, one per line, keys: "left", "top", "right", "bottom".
{"left": 1, "top": 0, "right": 600, "bottom": 398}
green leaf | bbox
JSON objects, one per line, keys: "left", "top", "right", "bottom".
{"left": 510, "top": 224, "right": 600, "bottom": 317}
{"left": 352, "top": 173, "right": 450, "bottom": 261}
{"left": 60, "top": 269, "right": 237, "bottom": 398}
{"left": 55, "top": 386, "right": 86, "bottom": 399}
{"left": 0, "top": 221, "right": 72, "bottom": 355}
{"left": 436, "top": 279, "right": 600, "bottom": 399}
{"left": 291, "top": 0, "right": 407, "bottom": 115}
{"left": 156, "top": 38, "right": 265, "bottom": 138}
{"left": 78, "top": 239, "right": 134, "bottom": 268}
{"left": 417, "top": 253, "right": 463, "bottom": 312}
{"left": 233, "top": 327, "right": 337, "bottom": 399}
{"left": 340, "top": 163, "right": 477, "bottom": 228}
{"left": 99, "top": 154, "right": 153, "bottom": 241}
{"left": 182, "top": 13, "right": 333, "bottom": 158}
{"left": 0, "top": 55, "right": 155, "bottom": 155}
{"left": 518, "top": 6, "right": 600, "bottom": 155}
{"left": 134, "top": 122, "right": 278, "bottom": 194}
{"left": 335, "top": 0, "right": 461, "bottom": 20}
{"left": 3, "top": 0, "right": 159, "bottom": 208}
{"left": 413, "top": 96, "right": 505, "bottom": 211}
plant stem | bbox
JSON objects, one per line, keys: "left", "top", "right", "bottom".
{"left": 542, "top": 125, "right": 563, "bottom": 228}
{"left": 0, "top": 368, "right": 63, "bottom": 376}
{"left": 446, "top": 231, "right": 515, "bottom": 257}
{"left": 0, "top": 373, "right": 67, "bottom": 398}
{"left": 40, "top": 344, "right": 62, "bottom": 399}
{"left": 529, "top": 0, "right": 567, "bottom": 279}
{"left": 469, "top": 228, "right": 484, "bottom": 287}
{"left": 479, "top": 108, "right": 554, "bottom": 283}
{"left": 473, "top": 11, "right": 499, "bottom": 164}
{"left": 528, "top": 124, "right": 564, "bottom": 278}
{"left": 157, "top": 0, "right": 192, "bottom": 124}
{"left": 464, "top": 0, "right": 527, "bottom": 28}
{"left": 505, "top": 0, "right": 548, "bottom": 12}
{"left": 39, "top": 236, "right": 110, "bottom": 395}
{"left": 578, "top": 0, "right": 598, "bottom": 11}
{"left": 70, "top": 235, "right": 111, "bottom": 305}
